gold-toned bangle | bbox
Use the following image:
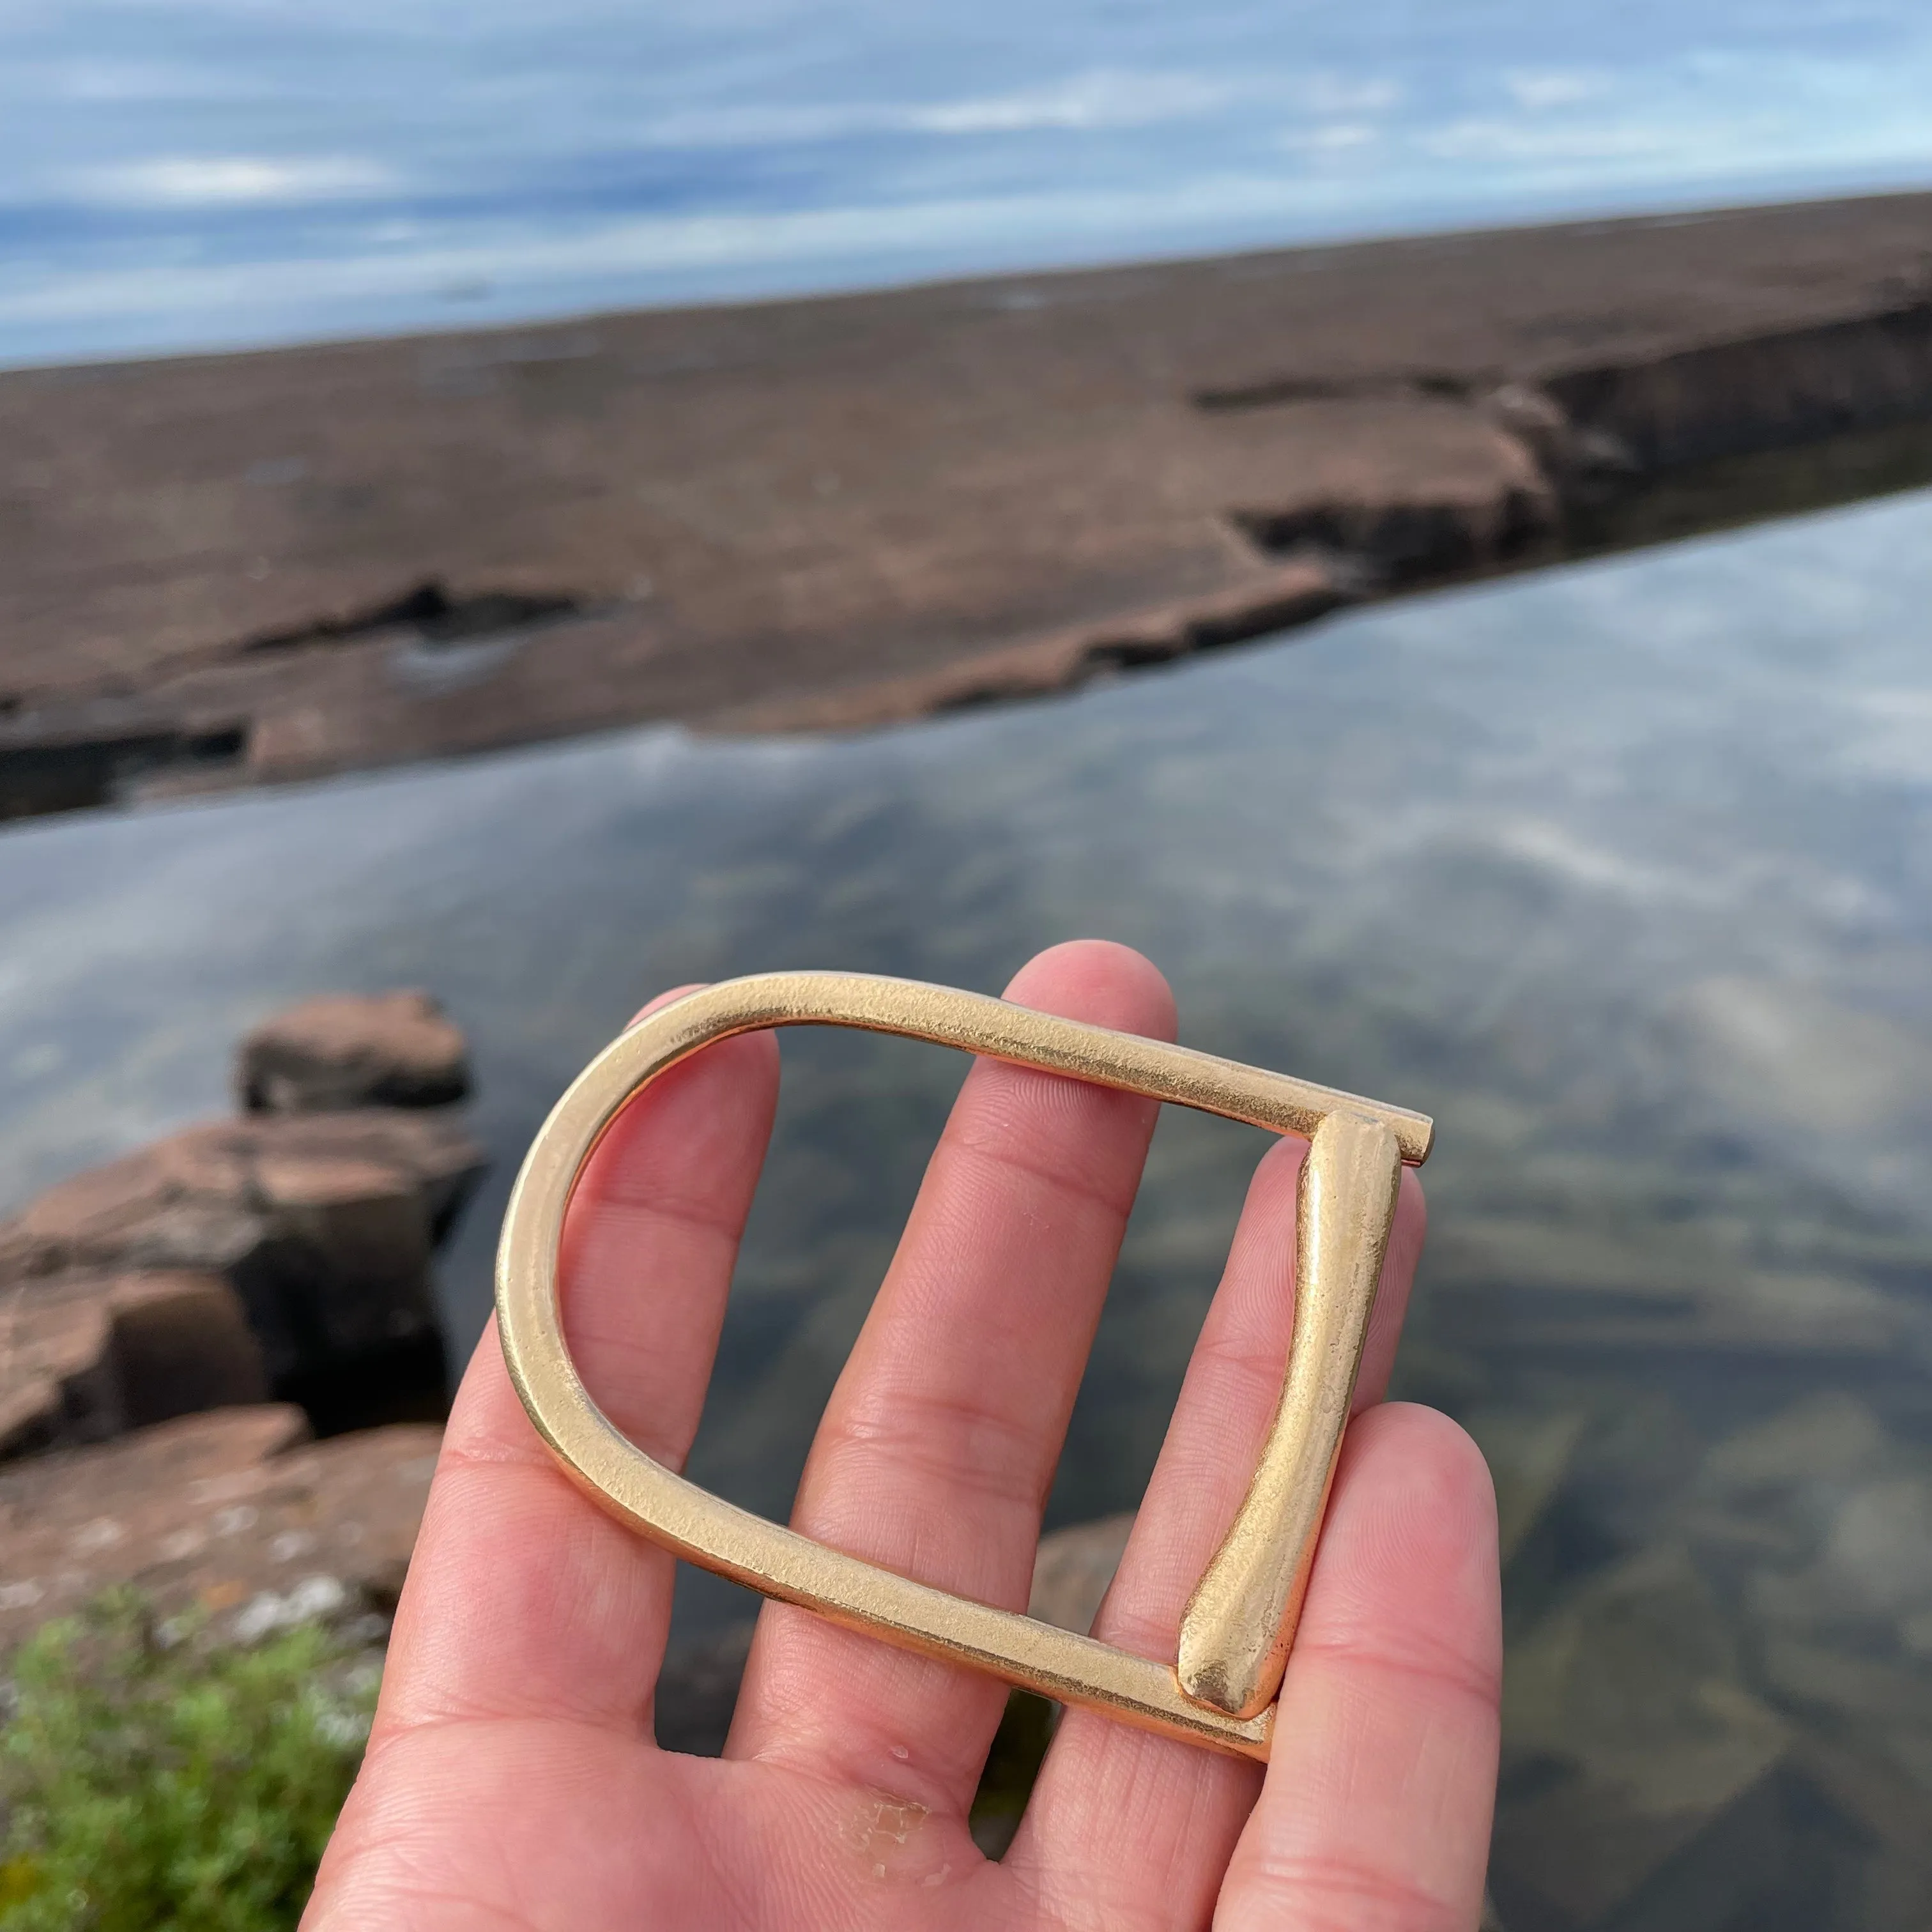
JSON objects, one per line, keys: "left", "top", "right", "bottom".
{"left": 496, "top": 972, "right": 1430, "bottom": 1759}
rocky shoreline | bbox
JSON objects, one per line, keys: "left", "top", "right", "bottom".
{"left": 0, "top": 996, "right": 481, "bottom": 1448}
{"left": 3, "top": 190, "right": 1931, "bottom": 816}
{"left": 0, "top": 992, "right": 480, "bottom": 1650}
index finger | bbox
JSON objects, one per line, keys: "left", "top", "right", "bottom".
{"left": 372, "top": 988, "right": 779, "bottom": 1742}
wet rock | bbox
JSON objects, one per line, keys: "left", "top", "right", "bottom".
{"left": 1749, "top": 1473, "right": 1932, "bottom": 1632}
{"left": 1760, "top": 1634, "right": 1932, "bottom": 1733}
{"left": 1464, "top": 1407, "right": 1589, "bottom": 1567}
{"left": 1491, "top": 1543, "right": 1798, "bottom": 1931}
{"left": 655, "top": 1620, "right": 755, "bottom": 1756}
{"left": 238, "top": 990, "right": 471, "bottom": 1114}
{"left": 1480, "top": 1384, "right": 1932, "bottom": 1930}
{"left": 0, "top": 1270, "right": 268, "bottom": 1459}
{"left": 1540, "top": 1393, "right": 1706, "bottom": 1566}
{"left": 0, "top": 1405, "right": 439, "bottom": 1655}
{"left": 1463, "top": 1406, "right": 1593, "bottom": 1641}
{"left": 1027, "top": 1511, "right": 1132, "bottom": 1634}
{"left": 1704, "top": 1390, "right": 1890, "bottom": 1483}
{"left": 1683, "top": 1394, "right": 1932, "bottom": 1686}
{"left": 1674, "top": 1392, "right": 1932, "bottom": 1913}
{"left": 1793, "top": 1737, "right": 1932, "bottom": 1931}
{"left": 0, "top": 1111, "right": 484, "bottom": 1425}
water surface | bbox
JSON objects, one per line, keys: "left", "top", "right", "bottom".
{"left": 3, "top": 496, "right": 1931, "bottom": 1926}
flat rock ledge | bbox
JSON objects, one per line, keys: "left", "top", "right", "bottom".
{"left": 0, "top": 1405, "right": 437, "bottom": 1655}
{"left": 4, "top": 191, "right": 1930, "bottom": 815}
{"left": 238, "top": 990, "right": 471, "bottom": 1114}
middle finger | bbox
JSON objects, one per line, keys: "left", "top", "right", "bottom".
{"left": 728, "top": 939, "right": 1176, "bottom": 1817}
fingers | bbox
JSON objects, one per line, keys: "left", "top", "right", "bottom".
{"left": 1216, "top": 1406, "right": 1501, "bottom": 1932}
{"left": 730, "top": 940, "right": 1176, "bottom": 1814}
{"left": 1013, "top": 1142, "right": 1429, "bottom": 1923}
{"left": 374, "top": 990, "right": 779, "bottom": 1742}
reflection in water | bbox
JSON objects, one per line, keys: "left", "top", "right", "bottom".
{"left": 3, "top": 491, "right": 1932, "bottom": 1926}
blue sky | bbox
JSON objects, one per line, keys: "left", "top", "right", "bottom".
{"left": 4, "top": 0, "right": 1932, "bottom": 365}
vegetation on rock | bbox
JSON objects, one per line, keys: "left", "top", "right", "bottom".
{"left": 0, "top": 1593, "right": 373, "bottom": 1931}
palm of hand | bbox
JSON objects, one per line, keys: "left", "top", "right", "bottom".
{"left": 306, "top": 944, "right": 1499, "bottom": 1931}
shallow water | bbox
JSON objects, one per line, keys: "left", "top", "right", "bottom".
{"left": 6, "top": 0, "right": 1932, "bottom": 365}
{"left": 4, "top": 496, "right": 1932, "bottom": 1925}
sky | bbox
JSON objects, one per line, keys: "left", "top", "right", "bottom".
{"left": 4, "top": 0, "right": 1932, "bottom": 365}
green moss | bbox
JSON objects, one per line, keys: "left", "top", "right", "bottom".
{"left": 0, "top": 1591, "right": 375, "bottom": 1932}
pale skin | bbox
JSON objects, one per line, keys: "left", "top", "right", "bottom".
{"left": 305, "top": 940, "right": 1501, "bottom": 1931}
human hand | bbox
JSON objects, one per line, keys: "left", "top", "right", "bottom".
{"left": 306, "top": 940, "right": 1500, "bottom": 1930}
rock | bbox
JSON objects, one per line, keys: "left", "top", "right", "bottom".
{"left": 1698, "top": 1390, "right": 1892, "bottom": 1496}
{"left": 0, "top": 1406, "right": 440, "bottom": 1655}
{"left": 655, "top": 1620, "right": 755, "bottom": 1756}
{"left": 1472, "top": 1390, "right": 1932, "bottom": 1928}
{"left": 1760, "top": 1634, "right": 1932, "bottom": 1733}
{"left": 1478, "top": 383, "right": 1639, "bottom": 484}
{"left": 10, "top": 193, "right": 1932, "bottom": 812}
{"left": 1462, "top": 1407, "right": 1588, "bottom": 1568}
{"left": 0, "top": 1270, "right": 267, "bottom": 1459}
{"left": 1793, "top": 1735, "right": 1932, "bottom": 1924}
{"left": 1749, "top": 1474, "right": 1932, "bottom": 1632}
{"left": 1491, "top": 1542, "right": 1800, "bottom": 1930}
{"left": 1027, "top": 1512, "right": 1133, "bottom": 1635}
{"left": 0, "top": 1112, "right": 484, "bottom": 1425}
{"left": 1684, "top": 1391, "right": 1932, "bottom": 1661}
{"left": 0, "top": 1110, "right": 484, "bottom": 1280}
{"left": 238, "top": 991, "right": 471, "bottom": 1114}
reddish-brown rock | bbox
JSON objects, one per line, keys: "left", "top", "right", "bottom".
{"left": 0, "top": 1111, "right": 484, "bottom": 1422}
{"left": 0, "top": 1270, "right": 268, "bottom": 1460}
{"left": 3, "top": 193, "right": 1930, "bottom": 813}
{"left": 237, "top": 990, "right": 471, "bottom": 1114}
{"left": 0, "top": 1406, "right": 440, "bottom": 1654}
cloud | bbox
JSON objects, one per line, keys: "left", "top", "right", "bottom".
{"left": 1501, "top": 70, "right": 1608, "bottom": 111}
{"left": 62, "top": 155, "right": 394, "bottom": 208}
{"left": 638, "top": 70, "right": 1389, "bottom": 146}
{"left": 1296, "top": 75, "right": 1400, "bottom": 116}
{"left": 632, "top": 70, "right": 1236, "bottom": 147}
{"left": 1419, "top": 118, "right": 1685, "bottom": 164}
{"left": 900, "top": 70, "right": 1234, "bottom": 134}
{"left": 28, "top": 57, "right": 252, "bottom": 104}
{"left": 1278, "top": 122, "right": 1380, "bottom": 155}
